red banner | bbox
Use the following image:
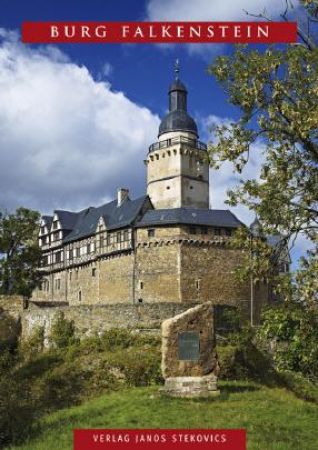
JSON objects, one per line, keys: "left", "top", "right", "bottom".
{"left": 73, "top": 429, "right": 246, "bottom": 450}
{"left": 22, "top": 22, "right": 297, "bottom": 44}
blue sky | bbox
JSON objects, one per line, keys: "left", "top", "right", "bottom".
{"left": 0, "top": 0, "right": 309, "bottom": 266}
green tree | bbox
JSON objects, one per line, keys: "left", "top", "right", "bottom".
{"left": 208, "top": 0, "right": 318, "bottom": 301}
{"left": 0, "top": 207, "right": 42, "bottom": 297}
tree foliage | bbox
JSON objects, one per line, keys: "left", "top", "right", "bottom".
{"left": 259, "top": 304, "right": 318, "bottom": 379}
{"left": 0, "top": 207, "right": 42, "bottom": 297}
{"left": 208, "top": 1, "right": 318, "bottom": 301}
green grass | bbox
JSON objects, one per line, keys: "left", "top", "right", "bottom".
{"left": 9, "top": 381, "right": 318, "bottom": 450}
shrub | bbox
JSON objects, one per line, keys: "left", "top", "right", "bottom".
{"left": 107, "top": 347, "right": 163, "bottom": 386}
{"left": 19, "top": 325, "right": 45, "bottom": 359}
{"left": 0, "top": 369, "right": 39, "bottom": 446}
{"left": 49, "top": 312, "right": 79, "bottom": 349}
{"left": 258, "top": 304, "right": 318, "bottom": 379}
{"left": 100, "top": 328, "right": 160, "bottom": 352}
{"left": 0, "top": 310, "right": 20, "bottom": 352}
{"left": 215, "top": 305, "right": 241, "bottom": 334}
{"left": 217, "top": 327, "right": 279, "bottom": 385}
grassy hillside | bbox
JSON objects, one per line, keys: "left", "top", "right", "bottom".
{"left": 9, "top": 382, "right": 318, "bottom": 450}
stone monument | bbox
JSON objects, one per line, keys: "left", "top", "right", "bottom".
{"left": 161, "top": 302, "right": 220, "bottom": 398}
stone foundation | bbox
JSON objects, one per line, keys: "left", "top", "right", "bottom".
{"left": 161, "top": 375, "right": 220, "bottom": 398}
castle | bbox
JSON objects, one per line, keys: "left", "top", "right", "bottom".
{"left": 31, "top": 68, "right": 274, "bottom": 321}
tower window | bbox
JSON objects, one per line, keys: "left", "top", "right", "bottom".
{"left": 166, "top": 186, "right": 170, "bottom": 190}
{"left": 148, "top": 229, "right": 155, "bottom": 238}
{"left": 190, "top": 185, "right": 194, "bottom": 190}
{"left": 214, "top": 228, "right": 221, "bottom": 236}
{"left": 139, "top": 281, "right": 144, "bottom": 290}
{"left": 225, "top": 229, "right": 232, "bottom": 236}
{"left": 201, "top": 227, "right": 208, "bottom": 235}
{"left": 196, "top": 279, "right": 201, "bottom": 290}
{"left": 92, "top": 268, "right": 96, "bottom": 277}
{"left": 189, "top": 226, "right": 196, "bottom": 235}
{"left": 78, "top": 291, "right": 82, "bottom": 302}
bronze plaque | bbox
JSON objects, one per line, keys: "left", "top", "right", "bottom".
{"left": 178, "top": 331, "right": 200, "bottom": 361}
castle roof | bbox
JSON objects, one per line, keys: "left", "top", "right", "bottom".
{"left": 61, "top": 195, "right": 149, "bottom": 243}
{"left": 158, "top": 68, "right": 198, "bottom": 138}
{"left": 137, "top": 208, "right": 244, "bottom": 228}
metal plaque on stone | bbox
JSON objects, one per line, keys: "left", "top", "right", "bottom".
{"left": 178, "top": 331, "right": 200, "bottom": 361}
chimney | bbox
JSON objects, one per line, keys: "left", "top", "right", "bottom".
{"left": 117, "top": 188, "right": 129, "bottom": 206}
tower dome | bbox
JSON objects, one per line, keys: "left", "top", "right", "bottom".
{"left": 158, "top": 62, "right": 198, "bottom": 138}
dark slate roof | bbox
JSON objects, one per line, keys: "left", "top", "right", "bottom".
{"left": 55, "top": 210, "right": 78, "bottom": 230}
{"left": 62, "top": 196, "right": 148, "bottom": 243}
{"left": 159, "top": 110, "right": 198, "bottom": 137}
{"left": 136, "top": 208, "right": 244, "bottom": 228}
{"left": 169, "top": 79, "right": 187, "bottom": 93}
{"left": 42, "top": 215, "right": 53, "bottom": 227}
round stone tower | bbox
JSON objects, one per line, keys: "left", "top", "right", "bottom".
{"left": 146, "top": 63, "right": 210, "bottom": 210}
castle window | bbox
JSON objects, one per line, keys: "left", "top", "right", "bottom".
{"left": 201, "top": 227, "right": 208, "bottom": 235}
{"left": 69, "top": 249, "right": 73, "bottom": 260}
{"left": 55, "top": 251, "right": 61, "bottom": 263}
{"left": 139, "top": 281, "right": 144, "bottom": 290}
{"left": 69, "top": 271, "right": 72, "bottom": 281}
{"left": 52, "top": 220, "right": 58, "bottom": 230}
{"left": 55, "top": 279, "right": 61, "bottom": 290}
{"left": 53, "top": 231, "right": 59, "bottom": 241}
{"left": 138, "top": 298, "right": 143, "bottom": 303}
{"left": 42, "top": 255, "right": 49, "bottom": 266}
{"left": 75, "top": 270, "right": 79, "bottom": 280}
{"left": 78, "top": 291, "right": 82, "bottom": 302}
{"left": 189, "top": 226, "right": 196, "bottom": 235}
{"left": 106, "top": 234, "right": 111, "bottom": 245}
{"left": 214, "top": 228, "right": 221, "bottom": 236}
{"left": 196, "top": 279, "right": 201, "bottom": 290}
{"left": 40, "top": 226, "right": 45, "bottom": 234}
{"left": 124, "top": 230, "right": 129, "bottom": 241}
{"left": 76, "top": 247, "right": 80, "bottom": 257}
{"left": 117, "top": 232, "right": 121, "bottom": 243}
{"left": 92, "top": 268, "right": 96, "bottom": 277}
{"left": 148, "top": 229, "right": 155, "bottom": 238}
{"left": 87, "top": 244, "right": 91, "bottom": 254}
{"left": 46, "top": 281, "right": 49, "bottom": 291}
{"left": 190, "top": 185, "right": 194, "bottom": 190}
{"left": 166, "top": 186, "right": 170, "bottom": 190}
{"left": 225, "top": 229, "right": 232, "bottom": 237}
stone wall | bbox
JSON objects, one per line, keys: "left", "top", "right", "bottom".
{"left": 180, "top": 243, "right": 251, "bottom": 318}
{"left": 0, "top": 295, "right": 25, "bottom": 319}
{"left": 135, "top": 241, "right": 180, "bottom": 303}
{"left": 21, "top": 302, "right": 198, "bottom": 342}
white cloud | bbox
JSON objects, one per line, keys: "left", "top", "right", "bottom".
{"left": 101, "top": 62, "right": 113, "bottom": 77}
{"left": 198, "top": 114, "right": 264, "bottom": 226}
{"left": 0, "top": 29, "right": 160, "bottom": 213}
{"left": 146, "top": 0, "right": 300, "bottom": 58}
{"left": 147, "top": 0, "right": 296, "bottom": 22}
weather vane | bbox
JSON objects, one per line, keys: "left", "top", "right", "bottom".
{"left": 174, "top": 58, "right": 180, "bottom": 80}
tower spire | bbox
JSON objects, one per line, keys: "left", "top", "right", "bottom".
{"left": 174, "top": 58, "right": 180, "bottom": 80}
